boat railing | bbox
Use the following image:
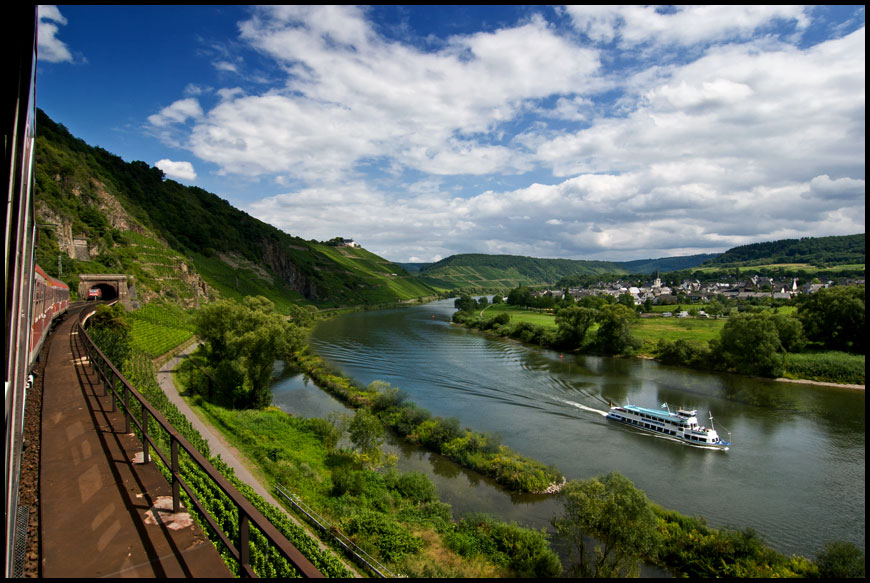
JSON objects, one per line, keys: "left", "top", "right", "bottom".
{"left": 75, "top": 309, "right": 323, "bottom": 578}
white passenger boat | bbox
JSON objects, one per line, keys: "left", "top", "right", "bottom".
{"left": 606, "top": 402, "right": 731, "bottom": 450}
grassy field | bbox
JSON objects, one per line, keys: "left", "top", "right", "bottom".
{"left": 482, "top": 304, "right": 558, "bottom": 327}
{"left": 633, "top": 317, "right": 726, "bottom": 354}
{"left": 481, "top": 304, "right": 727, "bottom": 355}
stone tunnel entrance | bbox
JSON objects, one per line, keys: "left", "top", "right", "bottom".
{"left": 78, "top": 274, "right": 130, "bottom": 306}
{"left": 86, "top": 282, "right": 118, "bottom": 301}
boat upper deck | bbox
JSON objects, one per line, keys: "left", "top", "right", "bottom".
{"left": 619, "top": 404, "right": 695, "bottom": 425}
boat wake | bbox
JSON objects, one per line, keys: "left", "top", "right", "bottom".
{"left": 555, "top": 398, "right": 609, "bottom": 417}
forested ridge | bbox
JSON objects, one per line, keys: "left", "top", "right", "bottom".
{"left": 702, "top": 234, "right": 865, "bottom": 267}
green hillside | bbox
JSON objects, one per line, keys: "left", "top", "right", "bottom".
{"left": 33, "top": 109, "right": 435, "bottom": 308}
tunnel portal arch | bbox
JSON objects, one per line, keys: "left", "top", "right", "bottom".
{"left": 78, "top": 274, "right": 129, "bottom": 305}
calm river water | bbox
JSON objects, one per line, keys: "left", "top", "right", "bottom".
{"left": 271, "top": 299, "right": 865, "bottom": 558}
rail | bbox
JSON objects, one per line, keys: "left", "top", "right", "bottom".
{"left": 75, "top": 310, "right": 323, "bottom": 578}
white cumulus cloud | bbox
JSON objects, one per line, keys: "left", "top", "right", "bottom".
{"left": 155, "top": 159, "right": 197, "bottom": 181}
{"left": 38, "top": 5, "right": 73, "bottom": 63}
{"left": 148, "top": 98, "right": 204, "bottom": 127}
{"left": 149, "top": 6, "right": 863, "bottom": 261}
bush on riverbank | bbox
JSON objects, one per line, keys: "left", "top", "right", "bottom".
{"left": 293, "top": 351, "right": 564, "bottom": 493}
{"left": 446, "top": 513, "right": 561, "bottom": 578}
{"left": 653, "top": 506, "right": 818, "bottom": 577}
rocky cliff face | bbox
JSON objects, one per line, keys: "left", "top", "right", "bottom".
{"left": 35, "top": 202, "right": 80, "bottom": 259}
{"left": 260, "top": 238, "right": 319, "bottom": 299}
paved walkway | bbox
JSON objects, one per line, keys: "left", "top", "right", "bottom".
{"left": 39, "top": 306, "right": 230, "bottom": 578}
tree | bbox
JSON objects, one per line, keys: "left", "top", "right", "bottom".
{"left": 194, "top": 296, "right": 302, "bottom": 408}
{"left": 594, "top": 304, "right": 641, "bottom": 355}
{"left": 798, "top": 285, "right": 865, "bottom": 353}
{"left": 552, "top": 473, "right": 661, "bottom": 577}
{"left": 555, "top": 306, "right": 597, "bottom": 349}
{"left": 507, "top": 286, "right": 532, "bottom": 307}
{"left": 88, "top": 304, "right": 131, "bottom": 369}
{"left": 348, "top": 409, "right": 389, "bottom": 468}
{"left": 454, "top": 294, "right": 477, "bottom": 313}
{"left": 617, "top": 292, "right": 635, "bottom": 308}
{"left": 717, "top": 313, "right": 783, "bottom": 377}
{"left": 769, "top": 313, "right": 806, "bottom": 353}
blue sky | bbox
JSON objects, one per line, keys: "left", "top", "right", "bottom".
{"left": 37, "top": 5, "right": 865, "bottom": 262}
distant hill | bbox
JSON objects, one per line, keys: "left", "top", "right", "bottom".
{"left": 615, "top": 253, "right": 720, "bottom": 274}
{"left": 408, "top": 238, "right": 862, "bottom": 291}
{"left": 395, "top": 262, "right": 430, "bottom": 274}
{"left": 416, "top": 253, "right": 625, "bottom": 289}
{"left": 701, "top": 234, "right": 865, "bottom": 268}
{"left": 33, "top": 109, "right": 436, "bottom": 309}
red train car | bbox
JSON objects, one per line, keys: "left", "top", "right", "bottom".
{"left": 29, "top": 265, "right": 70, "bottom": 367}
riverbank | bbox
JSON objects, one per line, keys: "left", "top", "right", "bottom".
{"left": 454, "top": 305, "right": 865, "bottom": 387}
{"left": 774, "top": 377, "right": 865, "bottom": 390}
{"left": 288, "top": 328, "right": 827, "bottom": 578}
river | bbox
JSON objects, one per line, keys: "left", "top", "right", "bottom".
{"left": 271, "top": 299, "right": 865, "bottom": 559}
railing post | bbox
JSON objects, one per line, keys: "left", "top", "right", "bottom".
{"left": 111, "top": 374, "right": 117, "bottom": 412}
{"left": 239, "top": 512, "right": 250, "bottom": 577}
{"left": 171, "top": 438, "right": 180, "bottom": 513}
{"left": 124, "top": 383, "right": 131, "bottom": 434}
{"left": 141, "top": 405, "right": 150, "bottom": 463}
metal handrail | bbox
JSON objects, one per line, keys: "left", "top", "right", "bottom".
{"left": 75, "top": 310, "right": 323, "bottom": 578}
{"left": 275, "top": 483, "right": 394, "bottom": 578}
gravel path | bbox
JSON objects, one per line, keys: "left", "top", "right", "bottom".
{"left": 156, "top": 344, "right": 284, "bottom": 509}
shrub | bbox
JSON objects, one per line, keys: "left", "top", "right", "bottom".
{"left": 344, "top": 509, "right": 424, "bottom": 562}
{"left": 449, "top": 513, "right": 561, "bottom": 578}
{"left": 816, "top": 541, "right": 865, "bottom": 578}
{"left": 391, "top": 471, "right": 437, "bottom": 504}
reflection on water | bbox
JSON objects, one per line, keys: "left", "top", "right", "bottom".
{"left": 274, "top": 300, "right": 864, "bottom": 558}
